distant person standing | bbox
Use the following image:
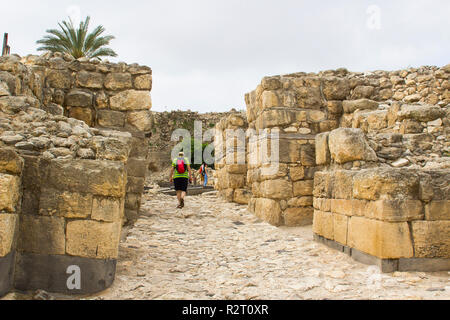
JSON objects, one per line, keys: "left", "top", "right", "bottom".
{"left": 199, "top": 162, "right": 208, "bottom": 187}
{"left": 169, "top": 152, "right": 192, "bottom": 209}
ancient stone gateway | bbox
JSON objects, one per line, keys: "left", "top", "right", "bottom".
{"left": 215, "top": 64, "right": 450, "bottom": 272}
{"left": 0, "top": 53, "right": 152, "bottom": 296}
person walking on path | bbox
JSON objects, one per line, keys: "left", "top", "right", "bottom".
{"left": 199, "top": 162, "right": 208, "bottom": 187}
{"left": 169, "top": 152, "right": 192, "bottom": 209}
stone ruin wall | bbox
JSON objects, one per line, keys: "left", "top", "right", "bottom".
{"left": 214, "top": 112, "right": 251, "bottom": 204}
{"left": 149, "top": 110, "right": 230, "bottom": 172}
{"left": 217, "top": 63, "right": 449, "bottom": 271}
{"left": 0, "top": 53, "right": 152, "bottom": 296}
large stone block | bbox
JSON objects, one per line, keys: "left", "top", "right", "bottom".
{"left": 92, "top": 197, "right": 123, "bottom": 222}
{"left": 333, "top": 213, "right": 349, "bottom": 245}
{"left": 348, "top": 217, "right": 413, "bottom": 259}
{"left": 255, "top": 198, "right": 282, "bottom": 226}
{"left": 134, "top": 74, "right": 152, "bottom": 90}
{"left": 412, "top": 221, "right": 450, "bottom": 258}
{"left": 97, "top": 110, "right": 125, "bottom": 128}
{"left": 398, "top": 104, "right": 445, "bottom": 122}
{"left": 283, "top": 207, "right": 314, "bottom": 226}
{"left": 127, "top": 158, "right": 148, "bottom": 178}
{"left": 261, "top": 91, "right": 279, "bottom": 109}
{"left": 66, "top": 220, "right": 121, "bottom": 259}
{"left": 127, "top": 110, "right": 152, "bottom": 132}
{"left": 39, "top": 188, "right": 93, "bottom": 218}
{"left": 126, "top": 176, "right": 145, "bottom": 194}
{"left": 425, "top": 201, "right": 450, "bottom": 221}
{"left": 233, "top": 189, "right": 251, "bottom": 205}
{"left": 315, "top": 133, "right": 330, "bottom": 165}
{"left": 313, "top": 210, "right": 334, "bottom": 240}
{"left": 260, "top": 179, "right": 292, "bottom": 200}
{"left": 353, "top": 168, "right": 420, "bottom": 201}
{"left": 0, "top": 173, "right": 20, "bottom": 213}
{"left": 65, "top": 89, "right": 93, "bottom": 107}
{"left": 368, "top": 200, "right": 424, "bottom": 222}
{"left": 0, "top": 148, "right": 23, "bottom": 175}
{"left": 18, "top": 215, "right": 66, "bottom": 255}
{"left": 293, "top": 180, "right": 314, "bottom": 197}
{"left": 331, "top": 199, "right": 353, "bottom": 216}
{"left": 322, "top": 77, "right": 350, "bottom": 100}
{"left": 45, "top": 159, "right": 127, "bottom": 197}
{"left": 313, "top": 172, "right": 333, "bottom": 198}
{"left": 333, "top": 170, "right": 355, "bottom": 199}
{"left": 342, "top": 99, "right": 378, "bottom": 113}
{"left": 288, "top": 196, "right": 313, "bottom": 207}
{"left": 105, "top": 73, "right": 132, "bottom": 90}
{"left": 110, "top": 90, "right": 152, "bottom": 111}
{"left": 46, "top": 70, "right": 72, "bottom": 89}
{"left": 0, "top": 214, "right": 17, "bottom": 257}
{"left": 419, "top": 171, "right": 450, "bottom": 201}
{"left": 76, "top": 71, "right": 104, "bottom": 89}
{"left": 328, "top": 128, "right": 377, "bottom": 164}
{"left": 68, "top": 107, "right": 94, "bottom": 127}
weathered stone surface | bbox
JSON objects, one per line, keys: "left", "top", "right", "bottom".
{"left": 105, "top": 73, "right": 132, "bottom": 90}
{"left": 322, "top": 77, "right": 350, "bottom": 100}
{"left": 127, "top": 158, "right": 148, "bottom": 178}
{"left": 412, "top": 221, "right": 450, "bottom": 258}
{"left": 0, "top": 174, "right": 20, "bottom": 213}
{"left": 66, "top": 221, "right": 121, "bottom": 259}
{"left": 342, "top": 99, "right": 378, "bottom": 113}
{"left": 368, "top": 200, "right": 424, "bottom": 222}
{"left": 332, "top": 170, "right": 355, "bottom": 200}
{"left": 313, "top": 210, "right": 334, "bottom": 240}
{"left": 110, "top": 90, "right": 152, "bottom": 111}
{"left": 46, "top": 70, "right": 72, "bottom": 89}
{"left": 68, "top": 107, "right": 94, "bottom": 126}
{"left": 313, "top": 172, "right": 333, "bottom": 198}
{"left": 0, "top": 148, "right": 23, "bottom": 175}
{"left": 261, "top": 91, "right": 279, "bottom": 109}
{"left": 233, "top": 189, "right": 251, "bottom": 205}
{"left": 328, "top": 128, "right": 377, "bottom": 164}
{"left": 260, "top": 179, "right": 293, "bottom": 200}
{"left": 288, "top": 196, "right": 313, "bottom": 207}
{"left": 18, "top": 215, "right": 66, "bottom": 255}
{"left": 90, "top": 137, "right": 130, "bottom": 162}
{"left": 333, "top": 213, "right": 349, "bottom": 245}
{"left": 425, "top": 201, "right": 450, "bottom": 221}
{"left": 398, "top": 104, "right": 445, "bottom": 122}
{"left": 92, "top": 197, "right": 123, "bottom": 222}
{"left": 293, "top": 180, "right": 314, "bottom": 197}
{"left": 255, "top": 198, "right": 282, "bottom": 226}
{"left": 127, "top": 110, "right": 152, "bottom": 132}
{"left": 134, "top": 74, "right": 152, "bottom": 90}
{"left": 283, "top": 207, "right": 314, "bottom": 226}
{"left": 76, "top": 71, "right": 104, "bottom": 89}
{"left": 348, "top": 217, "right": 413, "bottom": 259}
{"left": 353, "top": 168, "right": 420, "bottom": 200}
{"left": 126, "top": 176, "right": 145, "bottom": 194}
{"left": 45, "top": 159, "right": 126, "bottom": 197}
{"left": 39, "top": 189, "right": 93, "bottom": 218}
{"left": 331, "top": 199, "right": 353, "bottom": 216}
{"left": 419, "top": 171, "right": 450, "bottom": 201}
{"left": 0, "top": 215, "right": 17, "bottom": 257}
{"left": 97, "top": 110, "right": 125, "bottom": 128}
{"left": 315, "top": 133, "right": 330, "bottom": 165}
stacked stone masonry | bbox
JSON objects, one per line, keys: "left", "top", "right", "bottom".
{"left": 215, "top": 63, "right": 449, "bottom": 272}
{"left": 0, "top": 52, "right": 153, "bottom": 296}
{"left": 214, "top": 113, "right": 251, "bottom": 204}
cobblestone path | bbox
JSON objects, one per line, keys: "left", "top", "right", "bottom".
{"left": 93, "top": 189, "right": 449, "bottom": 300}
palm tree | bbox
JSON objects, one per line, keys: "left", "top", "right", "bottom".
{"left": 36, "top": 16, "right": 117, "bottom": 59}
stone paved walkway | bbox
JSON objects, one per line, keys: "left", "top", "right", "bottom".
{"left": 92, "top": 189, "right": 449, "bottom": 300}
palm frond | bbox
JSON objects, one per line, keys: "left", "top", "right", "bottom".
{"left": 36, "top": 16, "right": 116, "bottom": 59}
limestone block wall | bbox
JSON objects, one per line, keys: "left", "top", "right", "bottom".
{"left": 313, "top": 127, "right": 449, "bottom": 272}
{"left": 242, "top": 64, "right": 449, "bottom": 228}
{"left": 0, "top": 54, "right": 146, "bottom": 296}
{"left": 0, "top": 148, "right": 22, "bottom": 296}
{"left": 214, "top": 113, "right": 251, "bottom": 204}
{"left": 1, "top": 53, "right": 152, "bottom": 224}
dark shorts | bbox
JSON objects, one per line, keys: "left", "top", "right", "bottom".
{"left": 174, "top": 178, "right": 189, "bottom": 192}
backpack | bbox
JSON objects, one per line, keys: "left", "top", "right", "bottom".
{"left": 176, "top": 157, "right": 187, "bottom": 174}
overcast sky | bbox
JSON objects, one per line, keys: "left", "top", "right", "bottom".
{"left": 1, "top": 0, "right": 449, "bottom": 113}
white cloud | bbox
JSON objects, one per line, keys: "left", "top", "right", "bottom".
{"left": 1, "top": 0, "right": 449, "bottom": 112}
